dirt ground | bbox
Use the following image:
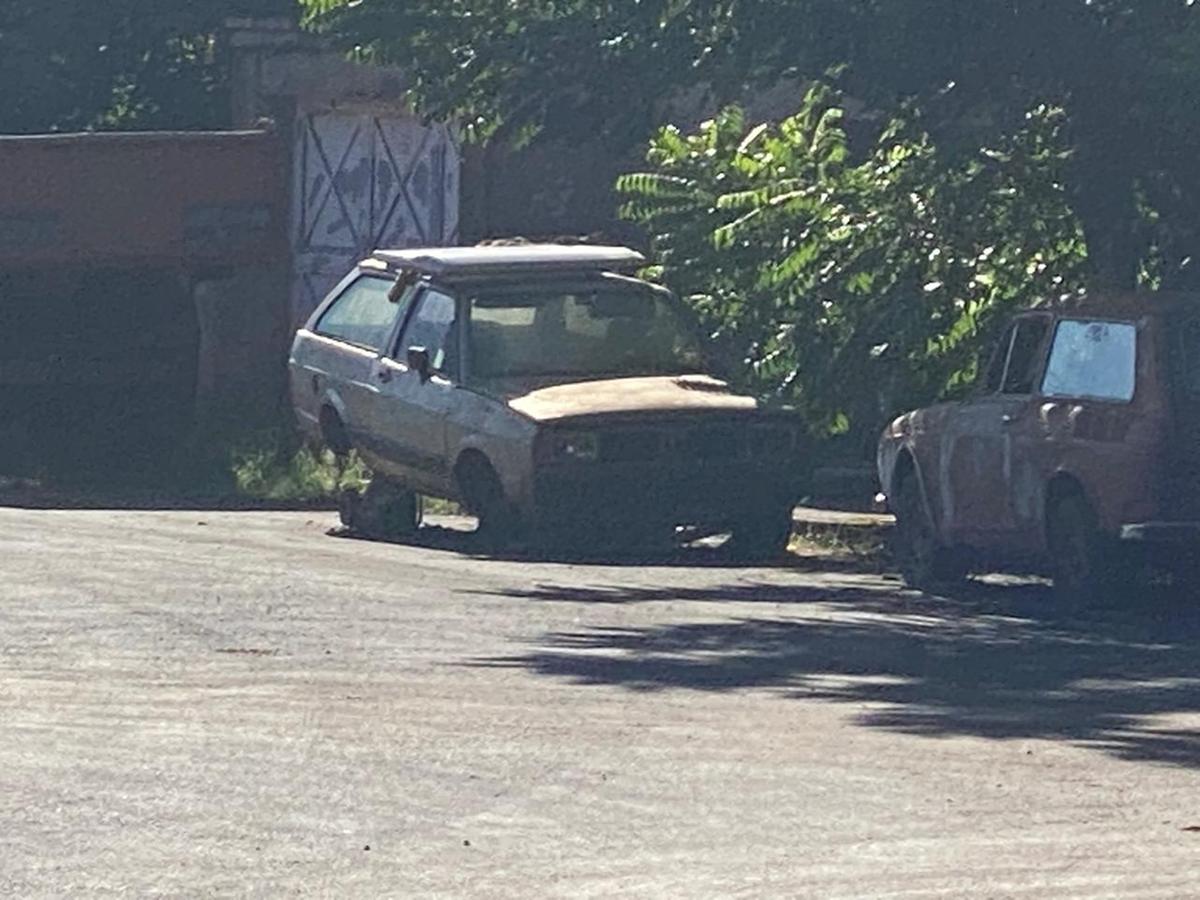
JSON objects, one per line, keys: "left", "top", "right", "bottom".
{"left": 2, "top": 508, "right": 1199, "bottom": 897}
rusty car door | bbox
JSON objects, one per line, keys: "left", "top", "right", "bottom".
{"left": 1033, "top": 316, "right": 1144, "bottom": 536}
{"left": 941, "top": 314, "right": 1052, "bottom": 549}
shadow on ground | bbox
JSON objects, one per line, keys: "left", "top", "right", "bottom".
{"left": 330, "top": 519, "right": 887, "bottom": 574}
{"left": 0, "top": 476, "right": 335, "bottom": 512}
{"left": 471, "top": 575, "right": 1200, "bottom": 769}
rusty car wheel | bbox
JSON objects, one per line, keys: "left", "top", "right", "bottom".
{"left": 1047, "top": 493, "right": 1130, "bottom": 608}
{"left": 893, "top": 473, "right": 966, "bottom": 592}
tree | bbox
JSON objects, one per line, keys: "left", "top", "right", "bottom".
{"left": 0, "top": 0, "right": 296, "bottom": 133}
{"left": 618, "top": 85, "right": 1087, "bottom": 441}
{"left": 303, "top": 0, "right": 1200, "bottom": 290}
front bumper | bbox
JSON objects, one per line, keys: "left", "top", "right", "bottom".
{"left": 533, "top": 460, "right": 800, "bottom": 529}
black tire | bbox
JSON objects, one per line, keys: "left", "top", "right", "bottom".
{"left": 458, "top": 457, "right": 519, "bottom": 546}
{"left": 892, "top": 472, "right": 967, "bottom": 592}
{"left": 1047, "top": 493, "right": 1132, "bottom": 609}
{"left": 727, "top": 504, "right": 794, "bottom": 562}
{"left": 343, "top": 477, "right": 421, "bottom": 540}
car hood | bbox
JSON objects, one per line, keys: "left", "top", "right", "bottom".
{"left": 499, "top": 375, "right": 759, "bottom": 422}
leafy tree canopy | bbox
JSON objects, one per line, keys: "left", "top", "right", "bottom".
{"left": 0, "top": 0, "right": 295, "bottom": 133}
{"left": 304, "top": 0, "right": 1200, "bottom": 289}
{"left": 619, "top": 84, "right": 1087, "bottom": 440}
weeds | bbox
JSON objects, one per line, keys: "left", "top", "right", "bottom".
{"left": 229, "top": 432, "right": 368, "bottom": 502}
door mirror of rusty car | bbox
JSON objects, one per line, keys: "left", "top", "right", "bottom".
{"left": 406, "top": 346, "right": 432, "bottom": 381}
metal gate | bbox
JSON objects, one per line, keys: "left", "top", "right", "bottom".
{"left": 292, "top": 112, "right": 460, "bottom": 323}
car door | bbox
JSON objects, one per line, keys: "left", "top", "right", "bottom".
{"left": 941, "top": 314, "right": 1052, "bottom": 548}
{"left": 1034, "top": 316, "right": 1143, "bottom": 535}
{"left": 364, "top": 285, "right": 461, "bottom": 494}
{"left": 289, "top": 272, "right": 406, "bottom": 448}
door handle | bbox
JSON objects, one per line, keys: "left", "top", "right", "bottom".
{"left": 376, "top": 367, "right": 393, "bottom": 384}
{"left": 1001, "top": 414, "right": 1016, "bottom": 425}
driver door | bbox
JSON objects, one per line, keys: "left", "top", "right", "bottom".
{"left": 366, "top": 286, "right": 461, "bottom": 494}
{"left": 941, "top": 314, "right": 1052, "bottom": 549}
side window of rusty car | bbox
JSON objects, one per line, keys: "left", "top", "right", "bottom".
{"left": 1000, "top": 316, "right": 1051, "bottom": 395}
{"left": 315, "top": 276, "right": 405, "bottom": 352}
{"left": 1041, "top": 319, "right": 1138, "bottom": 402}
{"left": 983, "top": 323, "right": 1017, "bottom": 394}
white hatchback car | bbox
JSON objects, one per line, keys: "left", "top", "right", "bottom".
{"left": 289, "top": 244, "right": 803, "bottom": 555}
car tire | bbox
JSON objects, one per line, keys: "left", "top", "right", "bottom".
{"left": 1047, "top": 493, "right": 1131, "bottom": 609}
{"left": 343, "top": 477, "right": 421, "bottom": 540}
{"left": 892, "top": 472, "right": 967, "bottom": 592}
{"left": 727, "top": 504, "right": 795, "bottom": 562}
{"left": 458, "top": 457, "right": 518, "bottom": 547}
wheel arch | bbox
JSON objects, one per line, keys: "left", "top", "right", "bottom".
{"left": 318, "top": 399, "right": 353, "bottom": 456}
{"left": 890, "top": 445, "right": 948, "bottom": 543}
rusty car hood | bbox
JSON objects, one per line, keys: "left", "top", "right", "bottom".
{"left": 498, "top": 374, "right": 760, "bottom": 422}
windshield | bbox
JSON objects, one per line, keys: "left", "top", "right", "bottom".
{"left": 466, "top": 281, "right": 704, "bottom": 380}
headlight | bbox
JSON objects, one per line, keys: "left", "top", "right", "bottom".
{"left": 538, "top": 430, "right": 600, "bottom": 463}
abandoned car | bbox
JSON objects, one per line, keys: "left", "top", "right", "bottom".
{"left": 878, "top": 294, "right": 1200, "bottom": 601}
{"left": 289, "top": 244, "right": 803, "bottom": 555}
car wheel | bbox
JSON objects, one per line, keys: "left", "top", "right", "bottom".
{"left": 344, "top": 477, "right": 421, "bottom": 540}
{"left": 892, "top": 472, "right": 966, "bottom": 592}
{"left": 458, "top": 457, "right": 518, "bottom": 547}
{"left": 1047, "top": 493, "right": 1131, "bottom": 609}
{"left": 727, "top": 504, "right": 795, "bottom": 562}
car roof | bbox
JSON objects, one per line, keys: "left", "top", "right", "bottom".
{"left": 1030, "top": 291, "right": 1200, "bottom": 320}
{"left": 369, "top": 244, "right": 646, "bottom": 279}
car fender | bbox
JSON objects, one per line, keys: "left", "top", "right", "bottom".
{"left": 879, "top": 416, "right": 944, "bottom": 540}
{"left": 448, "top": 392, "right": 539, "bottom": 508}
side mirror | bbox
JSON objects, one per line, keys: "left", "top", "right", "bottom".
{"left": 406, "top": 346, "right": 432, "bottom": 381}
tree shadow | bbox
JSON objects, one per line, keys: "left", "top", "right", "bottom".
{"left": 470, "top": 577, "right": 1200, "bottom": 768}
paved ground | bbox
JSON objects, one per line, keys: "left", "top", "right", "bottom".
{"left": 2, "top": 508, "right": 1200, "bottom": 898}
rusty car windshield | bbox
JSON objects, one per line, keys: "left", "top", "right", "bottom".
{"left": 1041, "top": 319, "right": 1137, "bottom": 402}
{"left": 466, "top": 283, "right": 704, "bottom": 379}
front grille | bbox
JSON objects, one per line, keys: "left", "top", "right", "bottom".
{"left": 596, "top": 421, "right": 795, "bottom": 464}
{"left": 602, "top": 429, "right": 665, "bottom": 463}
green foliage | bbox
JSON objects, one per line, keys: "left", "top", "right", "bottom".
{"left": 619, "top": 85, "right": 1087, "bottom": 442}
{"left": 0, "top": 0, "right": 295, "bottom": 133}
{"left": 300, "top": 0, "right": 748, "bottom": 146}
{"left": 230, "top": 434, "right": 368, "bottom": 502}
{"left": 302, "top": 0, "right": 1200, "bottom": 289}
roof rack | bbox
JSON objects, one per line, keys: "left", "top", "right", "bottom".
{"left": 370, "top": 244, "right": 646, "bottom": 278}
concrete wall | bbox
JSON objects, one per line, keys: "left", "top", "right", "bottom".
{"left": 0, "top": 130, "right": 291, "bottom": 462}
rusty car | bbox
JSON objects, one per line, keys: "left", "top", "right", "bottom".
{"left": 878, "top": 294, "right": 1200, "bottom": 602}
{"left": 289, "top": 244, "right": 804, "bottom": 556}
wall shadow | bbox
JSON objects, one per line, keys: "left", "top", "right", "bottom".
{"left": 471, "top": 577, "right": 1200, "bottom": 769}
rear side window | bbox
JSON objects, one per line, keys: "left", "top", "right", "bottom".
{"left": 1041, "top": 319, "right": 1137, "bottom": 402}
{"left": 315, "top": 276, "right": 402, "bottom": 351}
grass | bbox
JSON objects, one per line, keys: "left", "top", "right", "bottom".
{"left": 230, "top": 438, "right": 368, "bottom": 503}
{"left": 228, "top": 430, "right": 464, "bottom": 513}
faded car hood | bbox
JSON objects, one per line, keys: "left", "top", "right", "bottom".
{"left": 500, "top": 375, "right": 759, "bottom": 422}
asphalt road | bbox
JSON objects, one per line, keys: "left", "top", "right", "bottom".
{"left": 2, "top": 508, "right": 1200, "bottom": 898}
